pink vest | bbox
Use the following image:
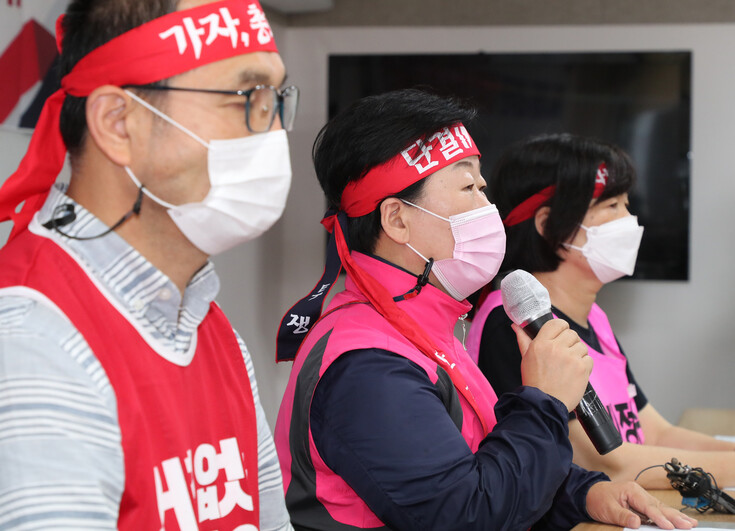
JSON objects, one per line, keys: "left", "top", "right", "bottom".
{"left": 0, "top": 230, "right": 261, "bottom": 530}
{"left": 467, "top": 289, "right": 644, "bottom": 444}
{"left": 275, "top": 253, "right": 498, "bottom": 529}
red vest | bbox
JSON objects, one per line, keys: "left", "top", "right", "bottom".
{"left": 275, "top": 253, "right": 498, "bottom": 529}
{"left": 467, "top": 289, "right": 644, "bottom": 444}
{"left": 0, "top": 229, "right": 261, "bottom": 530}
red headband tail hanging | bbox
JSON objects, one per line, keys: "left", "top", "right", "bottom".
{"left": 0, "top": 0, "right": 277, "bottom": 242}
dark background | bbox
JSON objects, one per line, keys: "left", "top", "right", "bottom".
{"left": 328, "top": 52, "right": 692, "bottom": 281}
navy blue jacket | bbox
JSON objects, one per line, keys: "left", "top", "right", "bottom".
{"left": 311, "top": 347, "right": 609, "bottom": 530}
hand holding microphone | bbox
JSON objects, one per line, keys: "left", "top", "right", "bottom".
{"left": 500, "top": 269, "right": 623, "bottom": 455}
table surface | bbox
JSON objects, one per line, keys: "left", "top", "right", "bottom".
{"left": 573, "top": 489, "right": 735, "bottom": 530}
{"left": 677, "top": 408, "right": 735, "bottom": 437}
{"left": 573, "top": 408, "right": 735, "bottom": 530}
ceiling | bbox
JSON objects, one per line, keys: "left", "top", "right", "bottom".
{"left": 261, "top": 0, "right": 334, "bottom": 14}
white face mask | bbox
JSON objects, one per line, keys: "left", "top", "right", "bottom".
{"left": 124, "top": 90, "right": 292, "bottom": 255}
{"left": 565, "top": 215, "right": 644, "bottom": 283}
{"left": 403, "top": 201, "right": 506, "bottom": 301}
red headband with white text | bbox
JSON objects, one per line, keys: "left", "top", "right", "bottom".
{"left": 502, "top": 162, "right": 608, "bottom": 227}
{"left": 0, "top": 0, "right": 278, "bottom": 241}
{"left": 340, "top": 123, "right": 480, "bottom": 218}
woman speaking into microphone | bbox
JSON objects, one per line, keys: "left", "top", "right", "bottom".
{"left": 274, "top": 90, "right": 694, "bottom": 530}
{"left": 468, "top": 133, "right": 735, "bottom": 490}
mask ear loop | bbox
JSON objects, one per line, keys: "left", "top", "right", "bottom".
{"left": 124, "top": 89, "right": 211, "bottom": 149}
{"left": 563, "top": 225, "right": 590, "bottom": 253}
{"left": 393, "top": 258, "right": 434, "bottom": 302}
{"left": 42, "top": 187, "right": 144, "bottom": 240}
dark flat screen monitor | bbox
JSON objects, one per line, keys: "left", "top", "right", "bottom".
{"left": 328, "top": 52, "right": 691, "bottom": 281}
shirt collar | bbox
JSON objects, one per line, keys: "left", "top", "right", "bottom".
{"left": 37, "top": 185, "right": 220, "bottom": 347}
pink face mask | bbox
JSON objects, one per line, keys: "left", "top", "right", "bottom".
{"left": 403, "top": 201, "right": 507, "bottom": 300}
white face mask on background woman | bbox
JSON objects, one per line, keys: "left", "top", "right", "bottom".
{"left": 565, "top": 215, "right": 644, "bottom": 283}
{"left": 124, "top": 90, "right": 292, "bottom": 256}
{"left": 403, "top": 200, "right": 507, "bottom": 301}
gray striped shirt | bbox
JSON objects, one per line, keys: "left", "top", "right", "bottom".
{"left": 0, "top": 186, "right": 292, "bottom": 530}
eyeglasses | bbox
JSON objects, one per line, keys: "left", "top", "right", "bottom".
{"left": 124, "top": 84, "right": 299, "bottom": 133}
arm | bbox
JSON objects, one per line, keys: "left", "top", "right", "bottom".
{"left": 0, "top": 295, "right": 123, "bottom": 529}
{"left": 235, "top": 333, "right": 293, "bottom": 531}
{"left": 311, "top": 348, "right": 584, "bottom": 531}
{"left": 640, "top": 403, "right": 735, "bottom": 450}
{"left": 568, "top": 405, "right": 735, "bottom": 489}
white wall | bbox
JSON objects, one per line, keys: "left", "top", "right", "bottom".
{"left": 2, "top": 22, "right": 735, "bottom": 429}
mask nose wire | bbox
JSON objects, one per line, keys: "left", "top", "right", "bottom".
{"left": 124, "top": 89, "right": 211, "bottom": 149}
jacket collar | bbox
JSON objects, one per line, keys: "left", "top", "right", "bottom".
{"left": 344, "top": 252, "right": 471, "bottom": 345}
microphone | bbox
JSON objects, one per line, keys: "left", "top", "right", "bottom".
{"left": 500, "top": 269, "right": 623, "bottom": 455}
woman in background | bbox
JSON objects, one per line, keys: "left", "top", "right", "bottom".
{"left": 468, "top": 133, "right": 735, "bottom": 489}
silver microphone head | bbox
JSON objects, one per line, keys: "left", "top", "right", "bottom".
{"left": 500, "top": 269, "right": 551, "bottom": 327}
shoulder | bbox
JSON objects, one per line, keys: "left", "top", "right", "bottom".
{"left": 484, "top": 305, "right": 513, "bottom": 329}
{"left": 0, "top": 288, "right": 116, "bottom": 404}
{"left": 0, "top": 288, "right": 79, "bottom": 360}
{"left": 478, "top": 305, "right": 516, "bottom": 347}
{"left": 315, "top": 301, "right": 426, "bottom": 362}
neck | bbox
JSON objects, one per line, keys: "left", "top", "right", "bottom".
{"left": 373, "top": 238, "right": 446, "bottom": 295}
{"left": 534, "top": 261, "right": 602, "bottom": 328}
{"left": 67, "top": 163, "right": 207, "bottom": 295}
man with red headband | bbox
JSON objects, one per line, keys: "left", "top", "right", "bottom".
{"left": 0, "top": 1, "right": 296, "bottom": 529}
{"left": 274, "top": 89, "right": 697, "bottom": 530}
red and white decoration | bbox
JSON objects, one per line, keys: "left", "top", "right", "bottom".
{"left": 0, "top": 1, "right": 66, "bottom": 129}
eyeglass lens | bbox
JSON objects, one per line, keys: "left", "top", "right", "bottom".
{"left": 246, "top": 86, "right": 299, "bottom": 133}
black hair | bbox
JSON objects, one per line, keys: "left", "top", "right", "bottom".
{"left": 488, "top": 133, "right": 636, "bottom": 273}
{"left": 58, "top": 0, "right": 178, "bottom": 157}
{"left": 312, "top": 88, "right": 477, "bottom": 254}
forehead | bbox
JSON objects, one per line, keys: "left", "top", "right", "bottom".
{"left": 430, "top": 156, "right": 480, "bottom": 177}
{"left": 171, "top": 50, "right": 286, "bottom": 88}
{"left": 178, "top": 0, "right": 231, "bottom": 9}
{"left": 172, "top": 0, "right": 284, "bottom": 86}
{"left": 420, "top": 156, "right": 480, "bottom": 190}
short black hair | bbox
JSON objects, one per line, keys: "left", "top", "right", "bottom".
{"left": 313, "top": 88, "right": 477, "bottom": 254}
{"left": 488, "top": 133, "right": 636, "bottom": 273}
{"left": 59, "top": 0, "right": 178, "bottom": 157}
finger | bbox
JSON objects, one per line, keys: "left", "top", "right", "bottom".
{"left": 561, "top": 334, "right": 589, "bottom": 361}
{"left": 660, "top": 507, "right": 696, "bottom": 529}
{"left": 642, "top": 506, "right": 676, "bottom": 530}
{"left": 608, "top": 505, "right": 643, "bottom": 529}
{"left": 558, "top": 328, "right": 583, "bottom": 349}
{"left": 582, "top": 353, "right": 594, "bottom": 376}
{"left": 628, "top": 500, "right": 677, "bottom": 530}
{"left": 574, "top": 342, "right": 590, "bottom": 360}
{"left": 535, "top": 318, "right": 569, "bottom": 340}
{"left": 511, "top": 323, "right": 533, "bottom": 356}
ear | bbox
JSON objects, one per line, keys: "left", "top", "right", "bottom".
{"left": 85, "top": 85, "right": 136, "bottom": 167}
{"left": 534, "top": 206, "right": 550, "bottom": 238}
{"left": 379, "top": 197, "right": 411, "bottom": 245}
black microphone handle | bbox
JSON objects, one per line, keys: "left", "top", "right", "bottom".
{"left": 522, "top": 315, "right": 622, "bottom": 455}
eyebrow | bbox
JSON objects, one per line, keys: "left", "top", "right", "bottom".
{"left": 453, "top": 159, "right": 481, "bottom": 171}
{"left": 238, "top": 69, "right": 288, "bottom": 88}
